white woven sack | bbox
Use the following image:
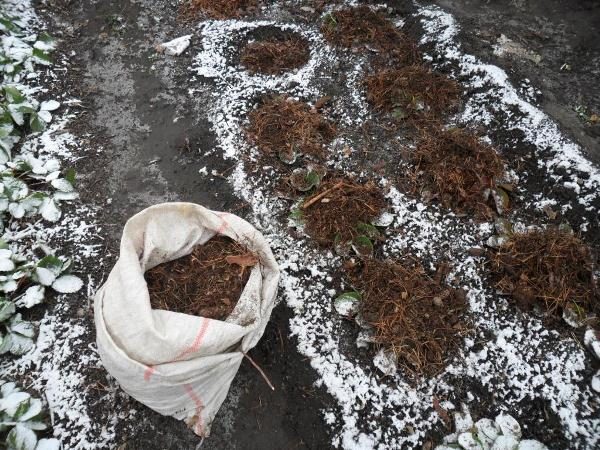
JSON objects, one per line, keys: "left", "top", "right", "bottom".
{"left": 94, "top": 202, "right": 280, "bottom": 436}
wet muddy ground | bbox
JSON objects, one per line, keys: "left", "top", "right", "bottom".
{"left": 34, "top": 0, "right": 600, "bottom": 448}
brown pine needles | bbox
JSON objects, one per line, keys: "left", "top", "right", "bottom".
{"left": 349, "top": 259, "right": 469, "bottom": 378}
{"left": 145, "top": 236, "right": 257, "bottom": 320}
{"left": 410, "top": 127, "right": 506, "bottom": 217}
{"left": 302, "top": 178, "right": 387, "bottom": 245}
{"left": 489, "top": 228, "right": 599, "bottom": 321}
{"left": 241, "top": 35, "right": 310, "bottom": 75}
{"left": 246, "top": 96, "right": 336, "bottom": 160}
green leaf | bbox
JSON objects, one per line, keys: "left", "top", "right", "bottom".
{"left": 3, "top": 86, "right": 25, "bottom": 104}
{"left": 65, "top": 168, "right": 76, "bottom": 185}
{"left": 6, "top": 424, "right": 37, "bottom": 450}
{"left": 37, "top": 255, "right": 63, "bottom": 275}
{"left": 31, "top": 48, "right": 52, "bottom": 65}
{"left": 355, "top": 222, "right": 381, "bottom": 240}
{"left": 0, "top": 299, "right": 15, "bottom": 322}
{"left": 29, "top": 113, "right": 45, "bottom": 133}
{"left": 334, "top": 291, "right": 361, "bottom": 316}
{"left": 289, "top": 208, "right": 304, "bottom": 221}
{"left": 351, "top": 235, "right": 374, "bottom": 258}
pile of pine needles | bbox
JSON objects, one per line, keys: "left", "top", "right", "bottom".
{"left": 364, "top": 65, "right": 460, "bottom": 121}
{"left": 410, "top": 127, "right": 506, "bottom": 217}
{"left": 489, "top": 228, "right": 599, "bottom": 321}
{"left": 321, "top": 6, "right": 420, "bottom": 66}
{"left": 349, "top": 259, "right": 468, "bottom": 377}
{"left": 145, "top": 236, "right": 257, "bottom": 320}
{"left": 302, "top": 178, "right": 386, "bottom": 245}
{"left": 241, "top": 34, "right": 310, "bottom": 75}
{"left": 180, "top": 0, "right": 257, "bottom": 20}
{"left": 246, "top": 96, "right": 336, "bottom": 160}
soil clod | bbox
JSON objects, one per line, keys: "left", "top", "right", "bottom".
{"left": 246, "top": 96, "right": 336, "bottom": 161}
{"left": 241, "top": 33, "right": 310, "bottom": 75}
{"left": 348, "top": 258, "right": 469, "bottom": 377}
{"left": 301, "top": 178, "right": 387, "bottom": 245}
{"left": 364, "top": 65, "right": 460, "bottom": 121}
{"left": 145, "top": 236, "right": 257, "bottom": 320}
{"left": 489, "top": 228, "right": 599, "bottom": 323}
{"left": 409, "top": 127, "right": 507, "bottom": 217}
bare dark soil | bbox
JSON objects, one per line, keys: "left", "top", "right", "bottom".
{"left": 145, "top": 236, "right": 255, "bottom": 320}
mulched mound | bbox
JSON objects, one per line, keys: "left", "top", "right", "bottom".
{"left": 180, "top": 0, "right": 257, "bottom": 20}
{"left": 321, "top": 6, "right": 420, "bottom": 66}
{"left": 145, "top": 236, "right": 257, "bottom": 321}
{"left": 364, "top": 65, "right": 460, "bottom": 121}
{"left": 246, "top": 96, "right": 336, "bottom": 161}
{"left": 349, "top": 258, "right": 468, "bottom": 377}
{"left": 302, "top": 178, "right": 386, "bottom": 245}
{"left": 241, "top": 34, "right": 310, "bottom": 75}
{"left": 410, "top": 127, "right": 506, "bottom": 217}
{"left": 489, "top": 228, "right": 599, "bottom": 322}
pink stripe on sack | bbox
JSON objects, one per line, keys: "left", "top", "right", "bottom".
{"left": 143, "top": 318, "right": 210, "bottom": 382}
{"left": 184, "top": 383, "right": 205, "bottom": 435}
{"left": 144, "top": 365, "right": 156, "bottom": 381}
{"left": 216, "top": 212, "right": 230, "bottom": 234}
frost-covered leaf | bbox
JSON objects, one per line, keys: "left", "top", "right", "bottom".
{"left": 492, "top": 187, "right": 510, "bottom": 214}
{"left": 373, "top": 348, "right": 397, "bottom": 376}
{"left": 0, "top": 391, "right": 30, "bottom": 417}
{"left": 53, "top": 191, "right": 78, "bottom": 202}
{"left": 278, "top": 146, "right": 297, "bottom": 165}
{"left": 6, "top": 424, "right": 37, "bottom": 450}
{"left": 517, "top": 440, "right": 548, "bottom": 450}
{"left": 454, "top": 404, "right": 473, "bottom": 434}
{"left": 0, "top": 257, "right": 15, "bottom": 272}
{"left": 334, "top": 292, "right": 361, "bottom": 317}
{"left": 372, "top": 212, "right": 394, "bottom": 227}
{"left": 39, "top": 100, "right": 59, "bottom": 112}
{"left": 15, "top": 286, "right": 45, "bottom": 309}
{"left": 495, "top": 414, "right": 521, "bottom": 439}
{"left": 16, "top": 398, "right": 41, "bottom": 422}
{"left": 35, "top": 439, "right": 59, "bottom": 450}
{"left": 36, "top": 110, "right": 51, "bottom": 124}
{"left": 37, "top": 255, "right": 63, "bottom": 275}
{"left": 50, "top": 178, "right": 73, "bottom": 193}
{"left": 457, "top": 432, "right": 480, "bottom": 450}
{"left": 34, "top": 267, "right": 55, "bottom": 286}
{"left": 39, "top": 198, "right": 60, "bottom": 222}
{"left": 491, "top": 435, "right": 519, "bottom": 450}
{"left": 31, "top": 48, "right": 52, "bottom": 66}
{"left": 0, "top": 280, "right": 18, "bottom": 292}
{"left": 3, "top": 177, "right": 28, "bottom": 201}
{"left": 3, "top": 86, "right": 25, "bottom": 104}
{"left": 29, "top": 113, "right": 45, "bottom": 133}
{"left": 0, "top": 299, "right": 15, "bottom": 321}
{"left": 333, "top": 234, "right": 351, "bottom": 257}
{"left": 584, "top": 329, "right": 600, "bottom": 360}
{"left": 8, "top": 202, "right": 25, "bottom": 219}
{"left": 52, "top": 275, "right": 83, "bottom": 293}
{"left": 475, "top": 418, "right": 500, "bottom": 447}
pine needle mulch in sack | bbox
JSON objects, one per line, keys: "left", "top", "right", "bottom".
{"left": 145, "top": 236, "right": 258, "bottom": 321}
{"left": 409, "top": 127, "right": 506, "bottom": 217}
{"left": 488, "top": 228, "right": 599, "bottom": 323}
{"left": 246, "top": 96, "right": 336, "bottom": 161}
{"left": 349, "top": 258, "right": 469, "bottom": 378}
{"left": 180, "top": 0, "right": 257, "bottom": 20}
{"left": 364, "top": 65, "right": 461, "bottom": 122}
{"left": 301, "top": 178, "right": 387, "bottom": 245}
{"left": 321, "top": 5, "right": 420, "bottom": 66}
{"left": 241, "top": 34, "right": 310, "bottom": 75}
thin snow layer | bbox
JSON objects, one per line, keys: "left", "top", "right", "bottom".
{"left": 190, "top": 9, "right": 599, "bottom": 450}
{"left": 417, "top": 5, "right": 600, "bottom": 210}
